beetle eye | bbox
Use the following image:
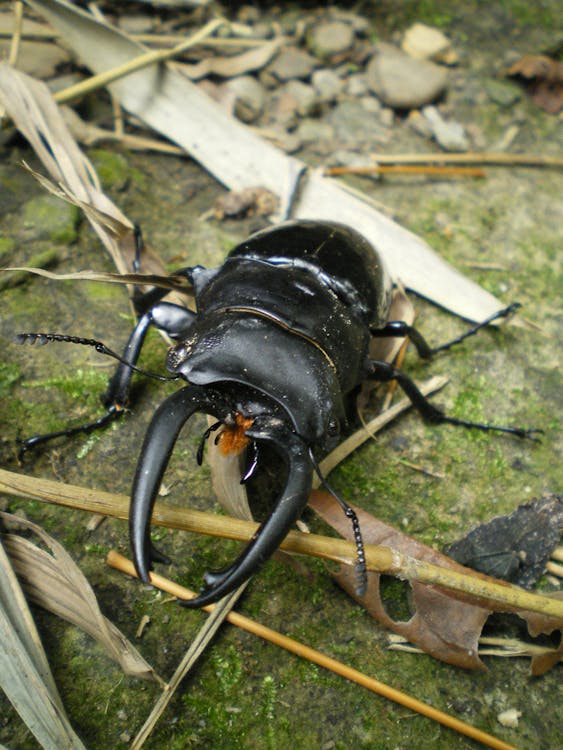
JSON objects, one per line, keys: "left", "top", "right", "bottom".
{"left": 327, "top": 417, "right": 340, "bottom": 437}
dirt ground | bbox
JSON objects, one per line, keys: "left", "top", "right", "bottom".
{"left": 0, "top": 2, "right": 561, "bottom": 749}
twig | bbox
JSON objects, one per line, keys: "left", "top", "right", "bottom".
{"left": 8, "top": 1, "right": 24, "bottom": 66}
{"left": 551, "top": 546, "right": 563, "bottom": 563}
{"left": 369, "top": 152, "right": 563, "bottom": 168}
{"left": 398, "top": 459, "right": 445, "bottom": 480}
{"left": 1, "top": 468, "right": 562, "bottom": 619}
{"left": 53, "top": 18, "right": 225, "bottom": 105}
{"left": 326, "top": 165, "right": 487, "bottom": 178}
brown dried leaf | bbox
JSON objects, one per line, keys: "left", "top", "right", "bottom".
{"left": 213, "top": 186, "right": 280, "bottom": 219}
{"left": 506, "top": 54, "right": 563, "bottom": 113}
{"left": 0, "top": 512, "right": 163, "bottom": 685}
{"left": 310, "top": 492, "right": 562, "bottom": 672}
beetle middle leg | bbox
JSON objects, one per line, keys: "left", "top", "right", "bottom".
{"left": 371, "top": 303, "right": 521, "bottom": 359}
{"left": 367, "top": 359, "right": 542, "bottom": 440}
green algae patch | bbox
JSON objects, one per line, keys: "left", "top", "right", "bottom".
{"left": 22, "top": 194, "right": 80, "bottom": 244}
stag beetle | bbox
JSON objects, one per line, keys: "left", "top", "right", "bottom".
{"left": 18, "top": 220, "right": 539, "bottom": 607}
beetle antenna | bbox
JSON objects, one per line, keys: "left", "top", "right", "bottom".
{"left": 307, "top": 448, "right": 368, "bottom": 597}
{"left": 15, "top": 332, "right": 180, "bottom": 383}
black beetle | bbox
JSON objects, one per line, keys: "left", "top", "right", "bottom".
{"left": 18, "top": 219, "right": 539, "bottom": 607}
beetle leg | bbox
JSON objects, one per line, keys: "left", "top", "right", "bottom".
{"left": 130, "top": 385, "right": 223, "bottom": 582}
{"left": 371, "top": 303, "right": 521, "bottom": 359}
{"left": 180, "top": 418, "right": 313, "bottom": 608}
{"left": 367, "top": 360, "right": 543, "bottom": 440}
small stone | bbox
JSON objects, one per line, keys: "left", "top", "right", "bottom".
{"left": 327, "top": 99, "right": 389, "bottom": 147}
{"left": 311, "top": 69, "right": 343, "bottom": 102}
{"left": 402, "top": 23, "right": 457, "bottom": 64}
{"left": 360, "top": 96, "right": 382, "bottom": 115}
{"left": 269, "top": 47, "right": 318, "bottom": 81}
{"left": 268, "top": 89, "right": 300, "bottom": 130}
{"left": 284, "top": 80, "right": 318, "bottom": 116}
{"left": 407, "top": 109, "right": 434, "bottom": 137}
{"left": 346, "top": 73, "right": 369, "bottom": 97}
{"left": 379, "top": 107, "right": 395, "bottom": 127}
{"left": 366, "top": 43, "right": 448, "bottom": 109}
{"left": 497, "top": 709, "right": 522, "bottom": 728}
{"left": 295, "top": 119, "right": 334, "bottom": 146}
{"left": 227, "top": 75, "right": 266, "bottom": 122}
{"left": 422, "top": 105, "right": 468, "bottom": 151}
{"left": 307, "top": 21, "right": 355, "bottom": 59}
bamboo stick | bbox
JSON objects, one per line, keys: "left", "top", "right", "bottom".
{"left": 1, "top": 467, "right": 561, "bottom": 619}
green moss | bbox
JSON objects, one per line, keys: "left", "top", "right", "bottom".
{"left": 88, "top": 149, "right": 131, "bottom": 191}
{"left": 21, "top": 195, "right": 80, "bottom": 244}
{"left": 0, "top": 235, "right": 16, "bottom": 258}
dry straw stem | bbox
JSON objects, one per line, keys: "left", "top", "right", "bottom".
{"left": 52, "top": 18, "right": 225, "bottom": 105}
{"left": 0, "top": 467, "right": 561, "bottom": 620}
{"left": 107, "top": 551, "right": 518, "bottom": 750}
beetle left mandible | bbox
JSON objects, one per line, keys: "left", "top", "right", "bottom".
{"left": 18, "top": 220, "right": 541, "bottom": 606}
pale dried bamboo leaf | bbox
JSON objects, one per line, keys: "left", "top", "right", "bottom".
{"left": 0, "top": 538, "right": 85, "bottom": 750}
{"left": 26, "top": 0, "right": 505, "bottom": 322}
{"left": 0, "top": 513, "right": 163, "bottom": 684}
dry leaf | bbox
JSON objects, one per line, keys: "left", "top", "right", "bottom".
{"left": 507, "top": 54, "right": 563, "bottom": 113}
{"left": 310, "top": 492, "right": 562, "bottom": 672}
{"left": 0, "top": 535, "right": 86, "bottom": 750}
{"left": 0, "top": 512, "right": 163, "bottom": 685}
{"left": 178, "top": 38, "right": 283, "bottom": 80}
{"left": 446, "top": 494, "right": 563, "bottom": 588}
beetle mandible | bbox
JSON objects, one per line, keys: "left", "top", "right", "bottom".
{"left": 18, "top": 219, "right": 539, "bottom": 606}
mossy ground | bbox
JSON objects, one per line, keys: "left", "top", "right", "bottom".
{"left": 0, "top": 3, "right": 561, "bottom": 749}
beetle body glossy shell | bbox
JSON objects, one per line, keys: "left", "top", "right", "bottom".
{"left": 166, "top": 220, "right": 392, "bottom": 445}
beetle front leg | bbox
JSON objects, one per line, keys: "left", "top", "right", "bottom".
{"left": 367, "top": 359, "right": 542, "bottom": 440}
{"left": 17, "top": 302, "right": 196, "bottom": 453}
{"left": 370, "top": 303, "right": 521, "bottom": 359}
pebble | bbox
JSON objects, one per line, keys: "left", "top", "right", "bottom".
{"left": 407, "top": 109, "right": 434, "bottom": 138}
{"left": 227, "top": 75, "right": 267, "bottom": 123}
{"left": 295, "top": 119, "right": 334, "bottom": 147}
{"left": 284, "top": 80, "right": 318, "bottom": 116}
{"left": 402, "top": 23, "right": 457, "bottom": 64}
{"left": 311, "top": 68, "right": 344, "bottom": 102}
{"left": 328, "top": 99, "right": 389, "bottom": 146}
{"left": 307, "top": 20, "right": 355, "bottom": 59}
{"left": 346, "top": 73, "right": 369, "bottom": 97}
{"left": 422, "top": 105, "right": 469, "bottom": 151}
{"left": 365, "top": 43, "right": 448, "bottom": 109}
{"left": 269, "top": 46, "right": 318, "bottom": 81}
